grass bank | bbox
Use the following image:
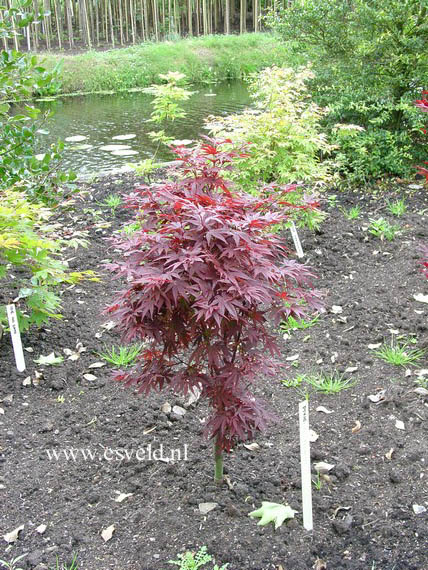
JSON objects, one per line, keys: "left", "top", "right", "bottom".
{"left": 39, "top": 33, "right": 300, "bottom": 95}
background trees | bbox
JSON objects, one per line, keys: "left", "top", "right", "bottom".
{"left": 0, "top": 0, "right": 283, "bottom": 50}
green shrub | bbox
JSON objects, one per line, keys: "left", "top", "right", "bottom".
{"left": 267, "top": 0, "right": 428, "bottom": 181}
{"left": 207, "top": 66, "right": 333, "bottom": 190}
{"left": 0, "top": 188, "right": 96, "bottom": 330}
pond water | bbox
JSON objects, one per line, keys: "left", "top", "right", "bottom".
{"left": 37, "top": 81, "right": 250, "bottom": 177}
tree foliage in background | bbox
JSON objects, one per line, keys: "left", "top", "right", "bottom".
{"left": 267, "top": 0, "right": 428, "bottom": 182}
{"left": 0, "top": 0, "right": 75, "bottom": 201}
{"left": 207, "top": 66, "right": 331, "bottom": 228}
{"left": 0, "top": 1, "right": 90, "bottom": 331}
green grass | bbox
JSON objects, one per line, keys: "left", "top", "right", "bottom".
{"left": 372, "top": 339, "right": 425, "bottom": 366}
{"left": 39, "top": 34, "right": 302, "bottom": 95}
{"left": 387, "top": 198, "right": 407, "bottom": 217}
{"left": 303, "top": 372, "right": 357, "bottom": 394}
{"left": 282, "top": 371, "right": 356, "bottom": 394}
{"left": 341, "top": 205, "right": 361, "bottom": 220}
{"left": 98, "top": 343, "right": 144, "bottom": 367}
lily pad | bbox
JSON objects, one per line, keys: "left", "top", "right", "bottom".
{"left": 112, "top": 134, "right": 137, "bottom": 140}
{"left": 99, "top": 144, "right": 131, "bottom": 151}
{"left": 65, "top": 135, "right": 88, "bottom": 143}
{"left": 111, "top": 149, "right": 139, "bottom": 156}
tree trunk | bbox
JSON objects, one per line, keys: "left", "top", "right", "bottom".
{"left": 240, "top": 0, "right": 246, "bottom": 33}
{"left": 224, "top": 0, "right": 230, "bottom": 34}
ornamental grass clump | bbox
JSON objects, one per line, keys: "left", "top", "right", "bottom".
{"left": 105, "top": 139, "right": 323, "bottom": 483}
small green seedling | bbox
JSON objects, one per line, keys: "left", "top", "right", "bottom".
{"left": 368, "top": 217, "right": 401, "bottom": 241}
{"left": 249, "top": 502, "right": 297, "bottom": 530}
{"left": 281, "top": 374, "right": 304, "bottom": 388}
{"left": 0, "top": 554, "right": 27, "bottom": 570}
{"left": 55, "top": 553, "right": 79, "bottom": 570}
{"left": 341, "top": 205, "right": 361, "bottom": 220}
{"left": 280, "top": 314, "right": 320, "bottom": 334}
{"left": 168, "top": 546, "right": 228, "bottom": 570}
{"left": 312, "top": 472, "right": 323, "bottom": 491}
{"left": 372, "top": 338, "right": 425, "bottom": 366}
{"left": 327, "top": 194, "right": 338, "bottom": 208}
{"left": 303, "top": 371, "right": 356, "bottom": 394}
{"left": 98, "top": 343, "right": 144, "bottom": 367}
{"left": 104, "top": 194, "right": 122, "bottom": 214}
{"left": 387, "top": 198, "right": 407, "bottom": 217}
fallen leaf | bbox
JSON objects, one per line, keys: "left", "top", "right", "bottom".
{"left": 313, "top": 559, "right": 327, "bottom": 570}
{"left": 186, "top": 386, "right": 201, "bottom": 406}
{"left": 331, "top": 305, "right": 343, "bottom": 314}
{"left": 316, "top": 406, "right": 334, "bottom": 414}
{"left": 413, "top": 293, "right": 428, "bottom": 304}
{"left": 415, "top": 369, "right": 428, "bottom": 378}
{"left": 345, "top": 366, "right": 358, "bottom": 373}
{"left": 22, "top": 376, "right": 32, "bottom": 387}
{"left": 36, "top": 524, "right": 47, "bottom": 534}
{"left": 286, "top": 354, "right": 299, "bottom": 361}
{"left": 412, "top": 504, "right": 426, "bottom": 515}
{"left": 88, "top": 361, "right": 106, "bottom": 369}
{"left": 3, "top": 395, "right": 13, "bottom": 404}
{"left": 3, "top": 524, "right": 24, "bottom": 543}
{"left": 114, "top": 492, "right": 133, "bottom": 503}
{"left": 249, "top": 502, "right": 297, "bottom": 530}
{"left": 34, "top": 352, "right": 64, "bottom": 366}
{"left": 172, "top": 405, "right": 186, "bottom": 416}
{"left": 314, "top": 462, "right": 335, "bottom": 474}
{"left": 143, "top": 426, "right": 156, "bottom": 435}
{"left": 101, "top": 524, "right": 115, "bottom": 542}
{"left": 395, "top": 419, "right": 405, "bottom": 430}
{"left": 83, "top": 373, "right": 97, "bottom": 381}
{"left": 414, "top": 387, "right": 428, "bottom": 396}
{"left": 368, "top": 343, "right": 382, "bottom": 350}
{"left": 309, "top": 429, "right": 319, "bottom": 442}
{"left": 243, "top": 442, "right": 260, "bottom": 451}
{"left": 0, "top": 408, "right": 4, "bottom": 415}
{"left": 24, "top": 347, "right": 34, "bottom": 353}
{"left": 33, "top": 370, "right": 43, "bottom": 386}
{"left": 368, "top": 390, "right": 385, "bottom": 403}
{"left": 199, "top": 502, "right": 218, "bottom": 515}
{"left": 352, "top": 420, "right": 361, "bottom": 434}
{"left": 385, "top": 448, "right": 394, "bottom": 460}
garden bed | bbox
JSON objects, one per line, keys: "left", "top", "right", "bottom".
{"left": 0, "top": 174, "right": 427, "bottom": 570}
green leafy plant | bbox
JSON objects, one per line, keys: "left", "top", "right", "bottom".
{"left": 387, "top": 199, "right": 407, "bottom": 217}
{"left": 368, "top": 218, "right": 401, "bottom": 241}
{"left": 103, "top": 193, "right": 122, "bottom": 214}
{"left": 168, "top": 546, "right": 228, "bottom": 570}
{"left": 130, "top": 72, "right": 193, "bottom": 179}
{"left": 280, "top": 314, "right": 320, "bottom": 334}
{"left": 341, "top": 205, "right": 361, "bottom": 220}
{"left": 249, "top": 502, "right": 297, "bottom": 529}
{"left": 372, "top": 338, "right": 425, "bottom": 366}
{"left": 0, "top": 188, "right": 97, "bottom": 330}
{"left": 312, "top": 472, "right": 323, "bottom": 491}
{"left": 281, "top": 374, "right": 304, "bottom": 389}
{"left": 207, "top": 66, "right": 333, "bottom": 217}
{"left": 98, "top": 343, "right": 144, "bottom": 368}
{"left": 301, "top": 371, "right": 357, "bottom": 394}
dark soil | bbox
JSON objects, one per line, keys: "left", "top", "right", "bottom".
{"left": 0, "top": 174, "right": 427, "bottom": 570}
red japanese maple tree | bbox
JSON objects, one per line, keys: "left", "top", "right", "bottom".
{"left": 105, "top": 138, "right": 323, "bottom": 483}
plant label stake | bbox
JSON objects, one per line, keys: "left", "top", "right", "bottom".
{"left": 6, "top": 304, "right": 26, "bottom": 372}
{"left": 299, "top": 399, "right": 313, "bottom": 531}
{"left": 290, "top": 222, "right": 304, "bottom": 258}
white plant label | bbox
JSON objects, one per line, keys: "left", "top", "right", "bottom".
{"left": 299, "top": 400, "right": 313, "bottom": 531}
{"left": 6, "top": 304, "right": 26, "bottom": 372}
{"left": 290, "top": 222, "right": 304, "bottom": 258}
